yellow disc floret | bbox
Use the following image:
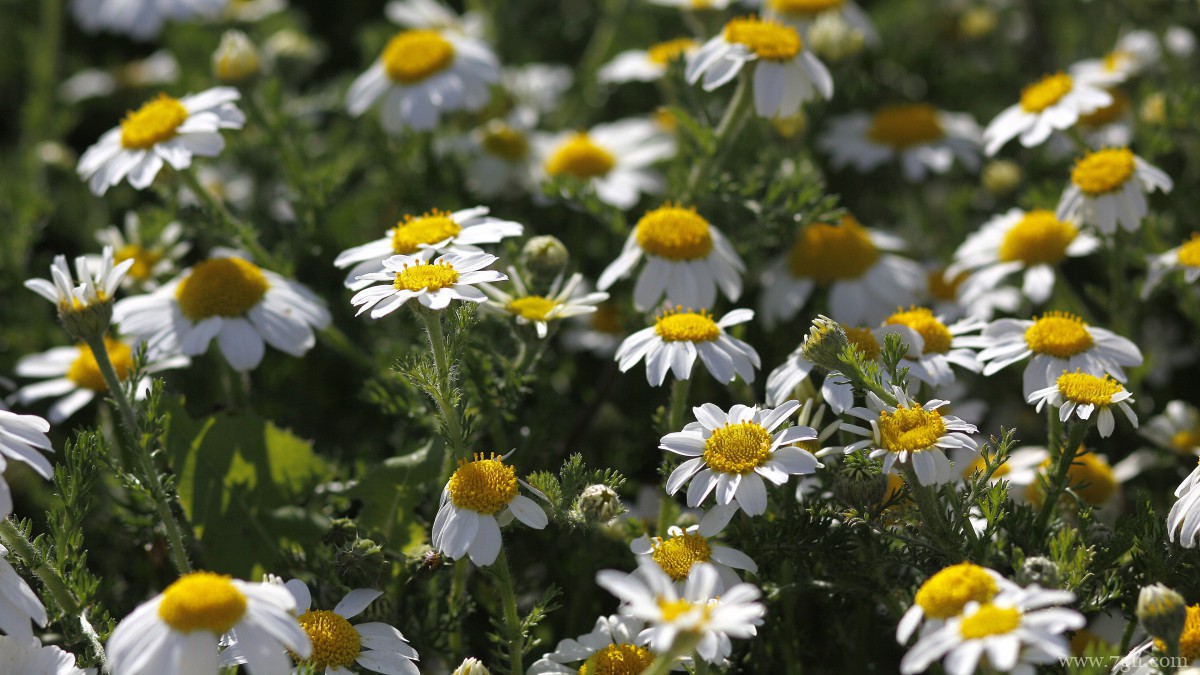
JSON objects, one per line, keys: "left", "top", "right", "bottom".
{"left": 927, "top": 269, "right": 969, "bottom": 302}
{"left": 390, "top": 210, "right": 464, "bottom": 254}
{"left": 1156, "top": 605, "right": 1200, "bottom": 661}
{"left": 577, "top": 643, "right": 655, "bottom": 675}
{"left": 657, "top": 598, "right": 703, "bottom": 623}
{"left": 482, "top": 124, "right": 529, "bottom": 161}
{"left": 769, "top": 0, "right": 844, "bottom": 16}
{"left": 867, "top": 104, "right": 944, "bottom": 149}
{"left": 176, "top": 257, "right": 270, "bottom": 321}
{"left": 120, "top": 93, "right": 189, "bottom": 150}
{"left": 844, "top": 326, "right": 881, "bottom": 361}
{"left": 1019, "top": 72, "right": 1073, "bottom": 113}
{"left": 1070, "top": 147, "right": 1135, "bottom": 195}
{"left": 704, "top": 421, "right": 772, "bottom": 474}
{"left": 914, "top": 562, "right": 999, "bottom": 619}
{"left": 507, "top": 296, "right": 559, "bottom": 322}
{"left": 382, "top": 29, "right": 456, "bottom": 83}
{"left": 1078, "top": 89, "right": 1129, "bottom": 129}
{"left": 1028, "top": 448, "right": 1116, "bottom": 506}
{"left": 654, "top": 307, "right": 720, "bottom": 343}
{"left": 115, "top": 244, "right": 164, "bottom": 282}
{"left": 67, "top": 337, "right": 133, "bottom": 392}
{"left": 878, "top": 404, "right": 946, "bottom": 453}
{"left": 545, "top": 133, "right": 616, "bottom": 179}
{"left": 998, "top": 210, "right": 1079, "bottom": 266}
{"left": 647, "top": 38, "right": 698, "bottom": 66}
{"left": 651, "top": 532, "right": 712, "bottom": 581}
{"left": 787, "top": 216, "right": 880, "bottom": 283}
{"left": 723, "top": 16, "right": 803, "bottom": 61}
{"left": 635, "top": 204, "right": 714, "bottom": 261}
{"left": 447, "top": 453, "right": 518, "bottom": 514}
{"left": 157, "top": 572, "right": 248, "bottom": 634}
{"left": 297, "top": 609, "right": 361, "bottom": 669}
{"left": 1055, "top": 371, "right": 1123, "bottom": 406}
{"left": 1172, "top": 428, "right": 1200, "bottom": 454}
{"left": 959, "top": 604, "right": 1022, "bottom": 639}
{"left": 392, "top": 260, "right": 460, "bottom": 292}
{"left": 1178, "top": 234, "right": 1200, "bottom": 269}
{"left": 885, "top": 307, "right": 952, "bottom": 354}
{"left": 1023, "top": 312, "right": 1093, "bottom": 358}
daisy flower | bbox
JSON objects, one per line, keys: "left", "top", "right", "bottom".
{"left": 59, "top": 49, "right": 179, "bottom": 104}
{"left": 350, "top": 251, "right": 505, "bottom": 317}
{"left": 896, "top": 562, "right": 1019, "bottom": 644}
{"left": 1055, "top": 147, "right": 1172, "bottom": 234}
{"left": 921, "top": 264, "right": 1020, "bottom": 323}
{"left": 596, "top": 562, "right": 765, "bottom": 664}
{"left": 876, "top": 307, "right": 983, "bottom": 387}
{"left": 0, "top": 410, "right": 54, "bottom": 519}
{"left": 632, "top": 522, "right": 757, "bottom": 592}
{"left": 598, "top": 203, "right": 745, "bottom": 312}
{"left": 756, "top": 0, "right": 877, "bottom": 44}
{"left": 759, "top": 216, "right": 923, "bottom": 328}
{"left": 615, "top": 307, "right": 760, "bottom": 386}
{"left": 1168, "top": 459, "right": 1200, "bottom": 548}
{"left": 899, "top": 585, "right": 1085, "bottom": 675}
{"left": 818, "top": 104, "right": 982, "bottom": 181}
{"left": 685, "top": 15, "right": 833, "bottom": 119}
{"left": 949, "top": 208, "right": 1099, "bottom": 306}
{"left": 1069, "top": 30, "right": 1160, "bottom": 85}
{"left": 77, "top": 88, "right": 245, "bottom": 196}
{"left": 533, "top": 118, "right": 676, "bottom": 210}
{"left": 334, "top": 207, "right": 523, "bottom": 290}
{"left": 1028, "top": 371, "right": 1137, "bottom": 438}
{"left": 107, "top": 571, "right": 310, "bottom": 674}
{"left": 0, "top": 636, "right": 89, "bottom": 675}
{"left": 285, "top": 581, "right": 419, "bottom": 675}
{"left": 88, "top": 213, "right": 191, "bottom": 291}
{"left": 25, "top": 246, "right": 133, "bottom": 317}
{"left": 598, "top": 38, "right": 699, "bottom": 84}
{"left": 432, "top": 452, "right": 547, "bottom": 566}
{"left": 13, "top": 336, "right": 188, "bottom": 423}
{"left": 481, "top": 271, "right": 609, "bottom": 338}
{"left": 842, "top": 389, "right": 979, "bottom": 486}
{"left": 113, "top": 250, "right": 331, "bottom": 372}
{"left": 0, "top": 546, "right": 47, "bottom": 642}
{"left": 1001, "top": 446, "right": 1142, "bottom": 514}
{"left": 71, "top": 0, "right": 227, "bottom": 40}
{"left": 345, "top": 27, "right": 499, "bottom": 135}
{"left": 562, "top": 298, "right": 625, "bottom": 357}
{"left": 663, "top": 400, "right": 820, "bottom": 519}
{"left": 448, "top": 110, "right": 540, "bottom": 199}
{"left": 502, "top": 63, "right": 573, "bottom": 115}
{"left": 1143, "top": 234, "right": 1200, "bottom": 299}
{"left": 385, "top": 0, "right": 485, "bottom": 38}
{"left": 453, "top": 658, "right": 490, "bottom": 675}
{"left": 528, "top": 615, "right": 655, "bottom": 675}
{"left": 1142, "top": 401, "right": 1200, "bottom": 455}
{"left": 982, "top": 72, "right": 1112, "bottom": 155}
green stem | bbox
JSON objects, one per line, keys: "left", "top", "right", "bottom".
{"left": 416, "top": 309, "right": 469, "bottom": 462}
{"left": 898, "top": 464, "right": 958, "bottom": 560}
{"left": 682, "top": 72, "right": 753, "bottom": 202}
{"left": 657, "top": 378, "right": 691, "bottom": 535}
{"left": 493, "top": 547, "right": 525, "bottom": 675}
{"left": 0, "top": 519, "right": 80, "bottom": 614}
{"left": 1106, "top": 231, "right": 1133, "bottom": 337}
{"left": 1033, "top": 420, "right": 1088, "bottom": 538}
{"left": 20, "top": 0, "right": 62, "bottom": 158}
{"left": 447, "top": 558, "right": 469, "bottom": 657}
{"left": 178, "top": 168, "right": 278, "bottom": 271}
{"left": 641, "top": 632, "right": 701, "bottom": 675}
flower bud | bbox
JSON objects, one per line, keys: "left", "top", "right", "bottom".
{"left": 212, "top": 30, "right": 261, "bottom": 84}
{"left": 808, "top": 12, "right": 864, "bottom": 62}
{"left": 1015, "top": 556, "right": 1060, "bottom": 589}
{"left": 1140, "top": 92, "right": 1167, "bottom": 126}
{"left": 336, "top": 538, "right": 385, "bottom": 588}
{"left": 1138, "top": 583, "right": 1187, "bottom": 648}
{"left": 61, "top": 301, "right": 114, "bottom": 345}
{"left": 521, "top": 235, "right": 569, "bottom": 276}
{"left": 264, "top": 29, "right": 324, "bottom": 79}
{"left": 576, "top": 484, "right": 622, "bottom": 525}
{"left": 801, "top": 315, "right": 850, "bottom": 372}
{"left": 982, "top": 160, "right": 1022, "bottom": 196}
{"left": 958, "top": 7, "right": 998, "bottom": 40}
{"left": 833, "top": 464, "right": 886, "bottom": 508}
{"left": 452, "top": 657, "right": 490, "bottom": 675}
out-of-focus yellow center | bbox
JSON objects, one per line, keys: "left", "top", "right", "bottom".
{"left": 1078, "top": 89, "right": 1129, "bottom": 128}
{"left": 481, "top": 124, "right": 530, "bottom": 161}
{"left": 120, "top": 93, "right": 188, "bottom": 150}
{"left": 647, "top": 38, "right": 698, "bottom": 66}
{"left": 635, "top": 205, "right": 714, "bottom": 261}
{"left": 998, "top": 210, "right": 1079, "bottom": 266}
{"left": 507, "top": 296, "right": 559, "bottom": 322}
{"left": 544, "top": 133, "right": 616, "bottom": 179}
{"left": 884, "top": 307, "right": 952, "bottom": 354}
{"left": 723, "top": 16, "right": 802, "bottom": 61}
{"left": 1177, "top": 234, "right": 1200, "bottom": 268}
{"left": 382, "top": 29, "right": 456, "bottom": 83}
{"left": 1023, "top": 312, "right": 1093, "bottom": 358}
{"left": 959, "top": 604, "right": 1021, "bottom": 639}
{"left": 867, "top": 104, "right": 944, "bottom": 148}
{"left": 914, "top": 563, "right": 999, "bottom": 619}
{"left": 769, "top": 0, "right": 844, "bottom": 16}
{"left": 176, "top": 257, "right": 269, "bottom": 321}
{"left": 844, "top": 326, "right": 880, "bottom": 360}
{"left": 1070, "top": 147, "right": 1135, "bottom": 195}
{"left": 67, "top": 337, "right": 133, "bottom": 392}
{"left": 1155, "top": 605, "right": 1200, "bottom": 661}
{"left": 1019, "top": 72, "right": 1073, "bottom": 113}
{"left": 115, "top": 244, "right": 164, "bottom": 282}
{"left": 1027, "top": 448, "right": 1117, "bottom": 506}
{"left": 927, "top": 268, "right": 969, "bottom": 302}
{"left": 787, "top": 216, "right": 879, "bottom": 282}
{"left": 157, "top": 572, "right": 247, "bottom": 634}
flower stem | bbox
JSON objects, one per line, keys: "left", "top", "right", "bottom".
{"left": 640, "top": 632, "right": 701, "bottom": 675}
{"left": 682, "top": 72, "right": 753, "bottom": 202}
{"left": 1034, "top": 420, "right": 1088, "bottom": 538}
{"left": 178, "top": 167, "right": 279, "bottom": 271}
{"left": 415, "top": 308, "right": 469, "bottom": 464}
{"left": 0, "top": 518, "right": 80, "bottom": 614}
{"left": 492, "top": 546, "right": 525, "bottom": 675}
{"left": 898, "top": 464, "right": 956, "bottom": 559}
{"left": 658, "top": 378, "right": 691, "bottom": 535}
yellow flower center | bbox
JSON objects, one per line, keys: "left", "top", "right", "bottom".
{"left": 120, "top": 93, "right": 189, "bottom": 150}
{"left": 115, "top": 244, "right": 164, "bottom": 282}
{"left": 176, "top": 257, "right": 269, "bottom": 321}
{"left": 723, "top": 16, "right": 803, "bottom": 61}
{"left": 447, "top": 453, "right": 518, "bottom": 514}
{"left": 1055, "top": 371, "right": 1123, "bottom": 406}
{"left": 297, "top": 609, "right": 361, "bottom": 669}
{"left": 390, "top": 210, "right": 463, "bottom": 254}
{"left": 392, "top": 260, "right": 460, "bottom": 292}
{"left": 382, "top": 29, "right": 456, "bottom": 84}
{"left": 998, "top": 210, "right": 1079, "bottom": 266}
{"left": 1027, "top": 448, "right": 1116, "bottom": 506}
{"left": 1070, "top": 147, "right": 1136, "bottom": 195}
{"left": 544, "top": 133, "right": 616, "bottom": 179}
{"left": 647, "top": 38, "right": 698, "bottom": 66}
{"left": 1177, "top": 234, "right": 1200, "bottom": 268}
{"left": 481, "top": 125, "right": 530, "bottom": 161}
{"left": 884, "top": 307, "right": 952, "bottom": 354}
{"left": 634, "top": 205, "right": 714, "bottom": 261}
{"left": 1171, "top": 428, "right": 1200, "bottom": 454}
{"left": 1019, "top": 72, "right": 1073, "bottom": 113}
{"left": 927, "top": 269, "right": 969, "bottom": 302}
{"left": 653, "top": 107, "right": 677, "bottom": 132}
{"left": 786, "top": 217, "right": 880, "bottom": 283}
{"left": 577, "top": 644, "right": 655, "bottom": 675}
{"left": 768, "top": 0, "right": 844, "bottom": 16}
{"left": 507, "top": 296, "right": 559, "bottom": 322}
{"left": 844, "top": 326, "right": 880, "bottom": 360}
{"left": 959, "top": 604, "right": 1022, "bottom": 639}
{"left": 654, "top": 308, "right": 720, "bottom": 343}
{"left": 1103, "top": 51, "right": 1129, "bottom": 72}
{"left": 914, "top": 563, "right": 999, "bottom": 619}
{"left": 961, "top": 454, "right": 1012, "bottom": 479}
{"left": 651, "top": 532, "right": 712, "bottom": 581}
{"left": 1156, "top": 605, "right": 1200, "bottom": 661}
{"left": 867, "top": 104, "right": 944, "bottom": 149}
{"left": 67, "top": 337, "right": 133, "bottom": 392}
{"left": 657, "top": 598, "right": 705, "bottom": 622}
{"left": 1023, "top": 312, "right": 1094, "bottom": 358}
{"left": 703, "top": 421, "right": 773, "bottom": 474}
{"left": 878, "top": 404, "right": 946, "bottom": 453}
{"left": 1078, "top": 89, "right": 1129, "bottom": 128}
{"left": 156, "top": 572, "right": 248, "bottom": 634}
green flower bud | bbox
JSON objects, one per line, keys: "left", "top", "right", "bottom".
{"left": 212, "top": 30, "right": 261, "bottom": 84}
{"left": 521, "top": 235, "right": 569, "bottom": 276}
{"left": 801, "top": 315, "right": 850, "bottom": 372}
{"left": 575, "top": 484, "right": 622, "bottom": 525}
{"left": 1138, "top": 583, "right": 1188, "bottom": 648}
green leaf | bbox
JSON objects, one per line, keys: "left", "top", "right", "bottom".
{"left": 337, "top": 439, "right": 443, "bottom": 547}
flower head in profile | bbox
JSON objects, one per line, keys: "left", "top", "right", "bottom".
{"left": 432, "top": 452, "right": 548, "bottom": 566}
{"left": 533, "top": 118, "right": 676, "bottom": 209}
{"left": 616, "top": 307, "right": 760, "bottom": 386}
{"left": 1168, "top": 459, "right": 1200, "bottom": 548}
{"left": 1142, "top": 401, "right": 1200, "bottom": 456}
{"left": 1069, "top": 30, "right": 1161, "bottom": 85}
{"left": 599, "top": 38, "right": 699, "bottom": 84}
{"left": 0, "top": 411, "right": 54, "bottom": 519}
{"left": 818, "top": 104, "right": 981, "bottom": 181}
{"left": 26, "top": 246, "right": 133, "bottom": 320}
{"left": 1028, "top": 371, "right": 1137, "bottom": 438}
{"left": 77, "top": 88, "right": 244, "bottom": 195}
{"left": 1056, "top": 147, "right": 1172, "bottom": 234}
{"left": 1143, "top": 234, "right": 1200, "bottom": 299}
{"left": 982, "top": 72, "right": 1111, "bottom": 155}
{"left": 351, "top": 251, "right": 506, "bottom": 317}
{"left": 451, "top": 110, "right": 540, "bottom": 199}
{"left": 90, "top": 213, "right": 191, "bottom": 291}
{"left": 481, "top": 271, "right": 609, "bottom": 338}
{"left": 528, "top": 615, "right": 654, "bottom": 674}
{"left": 896, "top": 562, "right": 1019, "bottom": 644}
{"left": 71, "top": 0, "right": 227, "bottom": 41}
{"left": 875, "top": 307, "right": 984, "bottom": 387}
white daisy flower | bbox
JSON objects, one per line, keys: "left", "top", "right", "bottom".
{"left": 598, "top": 38, "right": 699, "bottom": 84}
{"left": 25, "top": 246, "right": 134, "bottom": 316}
{"left": 107, "top": 571, "right": 310, "bottom": 674}
{"left": 842, "top": 389, "right": 979, "bottom": 486}
{"left": 334, "top": 207, "right": 523, "bottom": 290}
{"left": 818, "top": 104, "right": 982, "bottom": 181}
{"left": 350, "top": 251, "right": 506, "bottom": 318}
{"left": 896, "top": 562, "right": 1020, "bottom": 644}
{"left": 76, "top": 87, "right": 245, "bottom": 196}
{"left": 0, "top": 548, "right": 47, "bottom": 641}
{"left": 1168, "top": 459, "right": 1200, "bottom": 548}
{"left": 528, "top": 615, "right": 655, "bottom": 675}
{"left": 562, "top": 298, "right": 626, "bottom": 357}
{"left": 113, "top": 250, "right": 331, "bottom": 372}
{"left": 755, "top": 0, "right": 877, "bottom": 44}
{"left": 982, "top": 72, "right": 1112, "bottom": 155}
{"left": 533, "top": 118, "right": 676, "bottom": 210}
{"left": 899, "top": 585, "right": 1085, "bottom": 675}
{"left": 87, "top": 213, "right": 191, "bottom": 291}
{"left": 663, "top": 400, "right": 820, "bottom": 521}
{"left": 1069, "top": 30, "right": 1161, "bottom": 85}
{"left": 1143, "top": 234, "right": 1200, "bottom": 299}
{"left": 970, "top": 311, "right": 1142, "bottom": 397}
{"left": 71, "top": 0, "right": 227, "bottom": 40}
{"left": 685, "top": 15, "right": 833, "bottom": 119}
{"left": 875, "top": 307, "right": 983, "bottom": 387}
{"left": 502, "top": 63, "right": 573, "bottom": 115}
{"left": 949, "top": 208, "right": 1100, "bottom": 306}
{"left": 284, "top": 581, "right": 419, "bottom": 675}
{"left": 385, "top": 0, "right": 485, "bottom": 38}
{"left": 59, "top": 49, "right": 180, "bottom": 104}
{"left": 13, "top": 336, "right": 189, "bottom": 423}
{"left": 999, "top": 445, "right": 1141, "bottom": 512}
{"left": 0, "top": 410, "right": 54, "bottom": 519}
{"left": 0, "top": 636, "right": 90, "bottom": 675}
{"left": 646, "top": 0, "right": 733, "bottom": 9}
{"left": 632, "top": 522, "right": 757, "bottom": 593}
{"left": 1028, "top": 371, "right": 1137, "bottom": 438}
{"left": 481, "top": 271, "right": 609, "bottom": 338}
{"left": 432, "top": 452, "right": 548, "bottom": 566}
{"left": 1055, "top": 147, "right": 1172, "bottom": 234}
{"left": 1142, "top": 401, "right": 1200, "bottom": 455}
{"left": 595, "top": 561, "right": 765, "bottom": 664}
{"left": 598, "top": 203, "right": 745, "bottom": 312}
{"left": 448, "top": 109, "right": 540, "bottom": 199}
{"left": 759, "top": 216, "right": 923, "bottom": 328}
{"left": 453, "top": 657, "right": 490, "bottom": 675}
{"left": 345, "top": 27, "right": 499, "bottom": 135}
{"left": 615, "top": 307, "right": 760, "bottom": 386}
